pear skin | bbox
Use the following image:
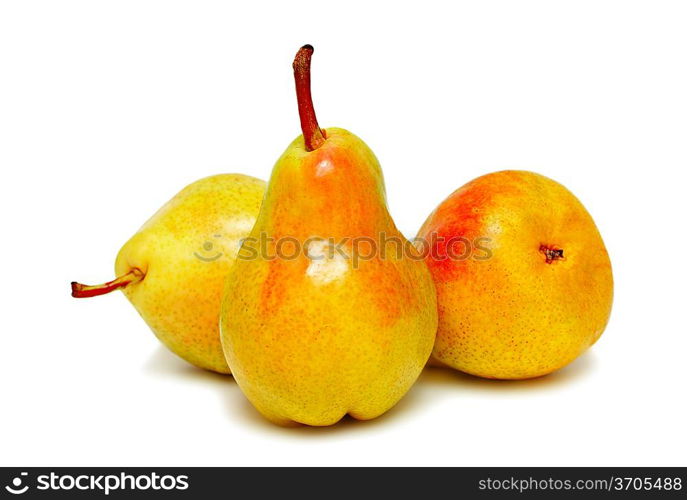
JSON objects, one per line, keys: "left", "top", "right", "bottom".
{"left": 73, "top": 174, "right": 265, "bottom": 374}
{"left": 220, "top": 46, "right": 437, "bottom": 426}
{"left": 417, "top": 170, "right": 613, "bottom": 379}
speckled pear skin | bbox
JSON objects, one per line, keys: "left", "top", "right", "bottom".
{"left": 221, "top": 128, "right": 438, "bottom": 426}
{"left": 115, "top": 174, "right": 265, "bottom": 374}
{"left": 417, "top": 170, "right": 613, "bottom": 379}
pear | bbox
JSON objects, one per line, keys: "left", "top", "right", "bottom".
{"left": 417, "top": 170, "right": 613, "bottom": 379}
{"left": 72, "top": 174, "right": 265, "bottom": 374}
{"left": 220, "top": 45, "right": 438, "bottom": 426}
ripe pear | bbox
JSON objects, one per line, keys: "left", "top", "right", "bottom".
{"left": 72, "top": 174, "right": 265, "bottom": 374}
{"left": 417, "top": 170, "right": 613, "bottom": 379}
{"left": 220, "top": 45, "right": 438, "bottom": 426}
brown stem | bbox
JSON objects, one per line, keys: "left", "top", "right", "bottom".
{"left": 71, "top": 268, "right": 144, "bottom": 298}
{"left": 293, "top": 44, "right": 326, "bottom": 151}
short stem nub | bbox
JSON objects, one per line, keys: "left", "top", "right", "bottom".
{"left": 293, "top": 44, "right": 326, "bottom": 151}
{"left": 71, "top": 268, "right": 144, "bottom": 298}
{"left": 540, "top": 245, "right": 564, "bottom": 263}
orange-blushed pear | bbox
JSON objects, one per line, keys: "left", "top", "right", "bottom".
{"left": 220, "top": 45, "right": 438, "bottom": 426}
{"left": 417, "top": 170, "right": 613, "bottom": 379}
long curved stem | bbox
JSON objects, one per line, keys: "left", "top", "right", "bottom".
{"left": 71, "top": 268, "right": 144, "bottom": 298}
{"left": 293, "top": 44, "right": 326, "bottom": 151}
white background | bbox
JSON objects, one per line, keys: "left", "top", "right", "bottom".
{"left": 1, "top": 1, "right": 686, "bottom": 466}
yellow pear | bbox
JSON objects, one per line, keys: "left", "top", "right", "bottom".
{"left": 72, "top": 174, "right": 265, "bottom": 373}
{"left": 220, "top": 46, "right": 438, "bottom": 426}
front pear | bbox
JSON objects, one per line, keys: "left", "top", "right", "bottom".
{"left": 220, "top": 46, "right": 437, "bottom": 426}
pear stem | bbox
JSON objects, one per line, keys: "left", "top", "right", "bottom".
{"left": 71, "top": 268, "right": 144, "bottom": 298}
{"left": 293, "top": 44, "right": 326, "bottom": 151}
